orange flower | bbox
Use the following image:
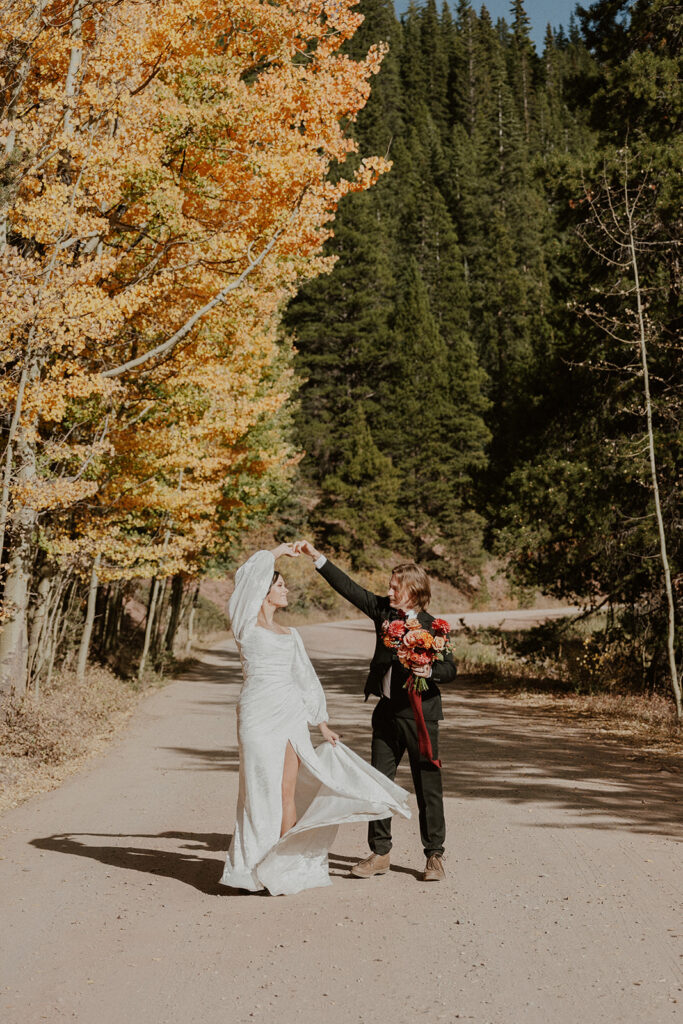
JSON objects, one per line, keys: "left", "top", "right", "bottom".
{"left": 402, "top": 628, "right": 434, "bottom": 650}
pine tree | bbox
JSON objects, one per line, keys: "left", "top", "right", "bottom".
{"left": 314, "top": 405, "right": 403, "bottom": 567}
{"left": 285, "top": 188, "right": 397, "bottom": 483}
{"left": 419, "top": 0, "right": 451, "bottom": 134}
{"left": 496, "top": 0, "right": 682, "bottom": 697}
{"left": 508, "top": 0, "right": 539, "bottom": 144}
{"left": 373, "top": 260, "right": 486, "bottom": 573}
{"left": 282, "top": 0, "right": 404, "bottom": 555}
{"left": 452, "top": 0, "right": 480, "bottom": 133}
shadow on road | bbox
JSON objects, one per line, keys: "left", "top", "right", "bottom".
{"left": 30, "top": 830, "right": 229, "bottom": 895}
{"left": 29, "top": 831, "right": 399, "bottom": 893}
{"left": 322, "top": 657, "right": 682, "bottom": 839}
{"left": 160, "top": 745, "right": 241, "bottom": 772}
{"left": 31, "top": 637, "right": 681, "bottom": 897}
{"left": 164, "top": 642, "right": 683, "bottom": 839}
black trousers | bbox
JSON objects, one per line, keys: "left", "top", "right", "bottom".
{"left": 368, "top": 698, "right": 446, "bottom": 858}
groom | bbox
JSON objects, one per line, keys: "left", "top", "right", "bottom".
{"left": 297, "top": 540, "right": 456, "bottom": 882}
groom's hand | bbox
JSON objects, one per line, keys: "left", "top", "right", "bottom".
{"left": 295, "top": 539, "right": 321, "bottom": 560}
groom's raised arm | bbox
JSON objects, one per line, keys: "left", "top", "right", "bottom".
{"left": 317, "top": 559, "right": 383, "bottom": 620}
{"left": 303, "top": 546, "right": 382, "bottom": 620}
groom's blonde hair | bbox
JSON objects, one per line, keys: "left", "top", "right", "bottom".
{"left": 392, "top": 562, "right": 431, "bottom": 611}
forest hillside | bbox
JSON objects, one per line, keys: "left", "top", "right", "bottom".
{"left": 0, "top": 0, "right": 680, "bottom": 719}
{"left": 283, "top": 0, "right": 681, "bottom": 714}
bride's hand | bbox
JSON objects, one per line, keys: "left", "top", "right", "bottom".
{"left": 319, "top": 723, "right": 340, "bottom": 746}
{"left": 271, "top": 542, "right": 299, "bottom": 559}
{"left": 295, "top": 539, "right": 321, "bottom": 560}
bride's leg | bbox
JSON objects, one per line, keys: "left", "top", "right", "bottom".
{"left": 280, "top": 741, "right": 301, "bottom": 837}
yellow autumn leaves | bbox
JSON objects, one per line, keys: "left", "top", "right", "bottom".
{"left": 0, "top": 0, "right": 388, "bottom": 690}
{"left": 0, "top": 0, "right": 387, "bottom": 582}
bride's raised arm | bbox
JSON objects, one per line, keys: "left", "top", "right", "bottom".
{"left": 228, "top": 544, "right": 297, "bottom": 641}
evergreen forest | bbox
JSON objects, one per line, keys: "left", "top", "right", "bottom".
{"left": 284, "top": 0, "right": 681, "bottom": 707}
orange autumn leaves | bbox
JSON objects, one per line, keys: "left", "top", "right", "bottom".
{"left": 0, "top": 0, "right": 388, "bottom": 581}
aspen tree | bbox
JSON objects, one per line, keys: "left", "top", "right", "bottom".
{"left": 0, "top": 0, "right": 389, "bottom": 691}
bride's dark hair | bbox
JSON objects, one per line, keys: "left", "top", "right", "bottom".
{"left": 269, "top": 570, "right": 282, "bottom": 591}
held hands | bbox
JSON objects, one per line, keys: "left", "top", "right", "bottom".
{"left": 319, "top": 722, "right": 340, "bottom": 746}
{"left": 293, "top": 539, "right": 321, "bottom": 560}
{"left": 270, "top": 542, "right": 299, "bottom": 559}
{"left": 270, "top": 540, "right": 321, "bottom": 560}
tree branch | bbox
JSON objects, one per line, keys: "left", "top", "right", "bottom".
{"left": 101, "top": 213, "right": 295, "bottom": 379}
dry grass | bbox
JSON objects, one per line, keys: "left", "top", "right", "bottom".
{"left": 464, "top": 661, "right": 682, "bottom": 768}
{"left": 504, "top": 687, "right": 680, "bottom": 760}
{"left": 452, "top": 626, "right": 683, "bottom": 767}
{"left": 0, "top": 665, "right": 145, "bottom": 814}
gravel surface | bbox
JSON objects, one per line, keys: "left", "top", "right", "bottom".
{"left": 1, "top": 616, "right": 681, "bottom": 1024}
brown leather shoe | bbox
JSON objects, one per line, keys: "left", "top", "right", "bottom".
{"left": 422, "top": 854, "right": 445, "bottom": 881}
{"left": 350, "top": 852, "right": 391, "bottom": 878}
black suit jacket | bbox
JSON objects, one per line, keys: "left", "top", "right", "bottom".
{"left": 316, "top": 559, "right": 457, "bottom": 721}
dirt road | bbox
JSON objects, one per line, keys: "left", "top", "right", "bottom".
{"left": 1, "top": 616, "right": 681, "bottom": 1024}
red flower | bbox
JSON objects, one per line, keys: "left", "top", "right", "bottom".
{"left": 382, "top": 618, "right": 407, "bottom": 648}
{"left": 398, "top": 644, "right": 433, "bottom": 670}
{"left": 431, "top": 618, "right": 451, "bottom": 636}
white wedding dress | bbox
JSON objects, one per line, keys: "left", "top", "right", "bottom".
{"left": 220, "top": 550, "right": 411, "bottom": 896}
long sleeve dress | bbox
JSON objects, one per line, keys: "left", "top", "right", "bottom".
{"left": 220, "top": 550, "right": 411, "bottom": 896}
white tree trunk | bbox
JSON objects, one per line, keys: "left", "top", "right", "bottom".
{"left": 138, "top": 578, "right": 161, "bottom": 681}
{"left": 0, "top": 361, "right": 31, "bottom": 558}
{"left": 27, "top": 569, "right": 54, "bottom": 686}
{"left": 0, "top": 0, "right": 48, "bottom": 251}
{"left": 625, "top": 186, "right": 682, "bottom": 721}
{"left": 41, "top": 581, "right": 67, "bottom": 697}
{"left": 0, "top": 429, "right": 38, "bottom": 694}
{"left": 152, "top": 576, "right": 169, "bottom": 659}
{"left": 184, "top": 584, "right": 200, "bottom": 655}
{"left": 63, "top": 0, "right": 83, "bottom": 135}
{"left": 76, "top": 553, "right": 101, "bottom": 682}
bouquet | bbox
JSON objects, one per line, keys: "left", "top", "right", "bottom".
{"left": 381, "top": 615, "right": 452, "bottom": 693}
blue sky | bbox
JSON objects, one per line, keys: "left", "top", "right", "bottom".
{"left": 393, "top": 0, "right": 580, "bottom": 51}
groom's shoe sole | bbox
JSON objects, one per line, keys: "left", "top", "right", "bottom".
{"left": 350, "top": 853, "right": 391, "bottom": 878}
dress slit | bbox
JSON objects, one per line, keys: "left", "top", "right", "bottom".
{"left": 280, "top": 739, "right": 301, "bottom": 836}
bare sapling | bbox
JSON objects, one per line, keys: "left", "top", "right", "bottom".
{"left": 579, "top": 153, "right": 681, "bottom": 721}
{"left": 623, "top": 177, "right": 681, "bottom": 722}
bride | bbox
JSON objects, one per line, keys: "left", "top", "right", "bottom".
{"left": 220, "top": 543, "right": 411, "bottom": 896}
